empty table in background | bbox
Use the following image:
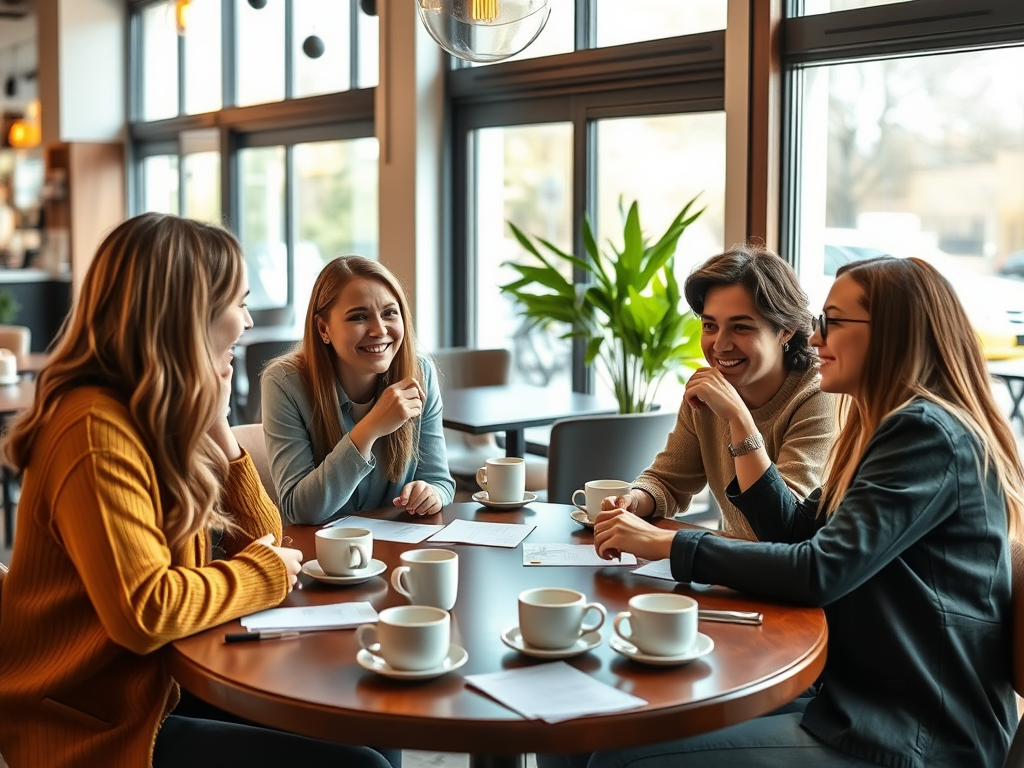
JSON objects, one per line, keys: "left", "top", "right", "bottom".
{"left": 442, "top": 384, "right": 617, "bottom": 458}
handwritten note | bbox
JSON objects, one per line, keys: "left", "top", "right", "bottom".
{"left": 324, "top": 516, "right": 438, "bottom": 543}
{"left": 241, "top": 601, "right": 378, "bottom": 632}
{"left": 427, "top": 519, "right": 535, "bottom": 548}
{"left": 523, "top": 544, "right": 636, "bottom": 567}
{"left": 465, "top": 661, "right": 647, "bottom": 723}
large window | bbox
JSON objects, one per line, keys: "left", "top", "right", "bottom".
{"left": 784, "top": 2, "right": 1024, "bottom": 361}
{"left": 453, "top": 4, "right": 728, "bottom": 403}
{"left": 129, "top": 0, "right": 379, "bottom": 323}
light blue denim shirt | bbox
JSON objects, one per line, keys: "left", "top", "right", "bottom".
{"left": 261, "top": 356, "right": 455, "bottom": 525}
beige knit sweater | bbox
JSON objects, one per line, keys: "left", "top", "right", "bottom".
{"left": 0, "top": 387, "right": 288, "bottom": 768}
{"left": 632, "top": 366, "right": 836, "bottom": 540}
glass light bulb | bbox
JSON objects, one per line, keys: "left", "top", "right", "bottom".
{"left": 416, "top": 0, "right": 551, "bottom": 64}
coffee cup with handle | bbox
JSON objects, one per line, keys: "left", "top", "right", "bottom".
{"left": 518, "top": 587, "right": 606, "bottom": 650}
{"left": 476, "top": 457, "right": 526, "bottom": 503}
{"left": 613, "top": 593, "right": 698, "bottom": 657}
{"left": 314, "top": 526, "right": 372, "bottom": 576}
{"left": 391, "top": 548, "right": 459, "bottom": 611}
{"left": 355, "top": 605, "right": 450, "bottom": 671}
{"left": 572, "top": 479, "right": 633, "bottom": 523}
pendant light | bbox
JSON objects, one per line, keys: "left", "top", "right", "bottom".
{"left": 416, "top": 0, "right": 551, "bottom": 64}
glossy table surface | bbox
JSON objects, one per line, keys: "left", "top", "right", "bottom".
{"left": 0, "top": 378, "right": 34, "bottom": 414}
{"left": 169, "top": 503, "right": 827, "bottom": 756}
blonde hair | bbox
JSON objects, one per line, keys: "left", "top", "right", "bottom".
{"left": 2, "top": 213, "right": 245, "bottom": 549}
{"left": 821, "top": 257, "right": 1024, "bottom": 539}
{"left": 272, "top": 256, "right": 421, "bottom": 481}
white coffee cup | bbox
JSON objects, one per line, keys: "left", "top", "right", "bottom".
{"left": 0, "top": 349, "right": 17, "bottom": 385}
{"left": 518, "top": 587, "right": 606, "bottom": 650}
{"left": 390, "top": 548, "right": 459, "bottom": 611}
{"left": 355, "top": 605, "right": 451, "bottom": 671}
{"left": 613, "top": 593, "right": 698, "bottom": 657}
{"left": 476, "top": 457, "right": 526, "bottom": 503}
{"left": 572, "top": 479, "right": 633, "bottom": 522}
{"left": 315, "top": 526, "right": 372, "bottom": 576}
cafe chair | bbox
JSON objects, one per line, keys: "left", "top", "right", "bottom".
{"left": 230, "top": 423, "right": 278, "bottom": 506}
{"left": 1005, "top": 539, "right": 1024, "bottom": 768}
{"left": 241, "top": 340, "right": 299, "bottom": 424}
{"left": 0, "top": 325, "right": 30, "bottom": 357}
{"left": 432, "top": 347, "right": 547, "bottom": 492}
{"left": 545, "top": 410, "right": 676, "bottom": 505}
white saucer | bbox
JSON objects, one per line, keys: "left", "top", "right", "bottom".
{"left": 500, "top": 626, "right": 601, "bottom": 659}
{"left": 0, "top": 375, "right": 19, "bottom": 386}
{"left": 302, "top": 558, "right": 387, "bottom": 585}
{"left": 609, "top": 632, "right": 714, "bottom": 666}
{"left": 472, "top": 491, "right": 538, "bottom": 510}
{"left": 569, "top": 509, "right": 595, "bottom": 528}
{"left": 356, "top": 644, "right": 468, "bottom": 680}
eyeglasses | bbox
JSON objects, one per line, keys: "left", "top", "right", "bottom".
{"left": 811, "top": 314, "right": 870, "bottom": 341}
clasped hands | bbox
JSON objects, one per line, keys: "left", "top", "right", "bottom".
{"left": 592, "top": 494, "right": 675, "bottom": 563}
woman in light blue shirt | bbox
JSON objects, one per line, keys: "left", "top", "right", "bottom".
{"left": 262, "top": 256, "right": 455, "bottom": 524}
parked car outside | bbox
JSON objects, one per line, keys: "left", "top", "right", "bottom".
{"left": 813, "top": 230, "right": 1024, "bottom": 361}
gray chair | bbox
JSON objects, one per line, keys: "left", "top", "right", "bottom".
{"left": 545, "top": 410, "right": 676, "bottom": 505}
{"left": 231, "top": 423, "right": 278, "bottom": 506}
{"left": 431, "top": 347, "right": 547, "bottom": 492}
{"left": 241, "top": 340, "right": 299, "bottom": 424}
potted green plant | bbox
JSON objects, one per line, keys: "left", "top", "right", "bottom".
{"left": 0, "top": 290, "right": 21, "bottom": 325}
{"left": 500, "top": 197, "right": 706, "bottom": 414}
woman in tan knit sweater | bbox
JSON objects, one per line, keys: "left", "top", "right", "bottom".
{"left": 0, "top": 214, "right": 393, "bottom": 768}
{"left": 607, "top": 243, "right": 836, "bottom": 540}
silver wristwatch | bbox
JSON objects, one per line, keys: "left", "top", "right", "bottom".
{"left": 728, "top": 432, "right": 764, "bottom": 458}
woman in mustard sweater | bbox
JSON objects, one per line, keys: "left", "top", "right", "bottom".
{"left": 0, "top": 214, "right": 393, "bottom": 768}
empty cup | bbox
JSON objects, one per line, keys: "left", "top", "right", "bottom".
{"left": 315, "top": 526, "right": 373, "bottom": 576}
{"left": 518, "top": 587, "right": 606, "bottom": 650}
{"left": 476, "top": 457, "right": 526, "bottom": 503}
{"left": 355, "top": 605, "right": 451, "bottom": 671}
{"left": 391, "top": 548, "right": 459, "bottom": 611}
{"left": 613, "top": 593, "right": 698, "bottom": 657}
{"left": 572, "top": 479, "right": 632, "bottom": 522}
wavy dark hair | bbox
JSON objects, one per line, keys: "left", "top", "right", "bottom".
{"left": 683, "top": 242, "right": 815, "bottom": 371}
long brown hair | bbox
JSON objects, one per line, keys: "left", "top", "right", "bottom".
{"left": 684, "top": 242, "right": 816, "bottom": 371}
{"left": 2, "top": 213, "right": 245, "bottom": 549}
{"left": 821, "top": 257, "right": 1024, "bottom": 538}
{"left": 271, "top": 256, "right": 421, "bottom": 481}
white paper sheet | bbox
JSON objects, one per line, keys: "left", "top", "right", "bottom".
{"left": 523, "top": 544, "right": 637, "bottom": 567}
{"left": 632, "top": 558, "right": 676, "bottom": 581}
{"left": 241, "top": 601, "right": 379, "bottom": 632}
{"left": 426, "top": 519, "right": 535, "bottom": 548}
{"left": 323, "top": 516, "right": 439, "bottom": 543}
{"left": 465, "top": 661, "right": 647, "bottom": 723}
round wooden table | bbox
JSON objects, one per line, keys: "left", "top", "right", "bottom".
{"left": 170, "top": 503, "right": 827, "bottom": 767}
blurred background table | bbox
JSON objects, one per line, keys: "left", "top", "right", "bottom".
{"left": 441, "top": 385, "right": 617, "bottom": 458}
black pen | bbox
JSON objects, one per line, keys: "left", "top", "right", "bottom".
{"left": 224, "top": 631, "right": 301, "bottom": 643}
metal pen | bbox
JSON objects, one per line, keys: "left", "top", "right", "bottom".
{"left": 697, "top": 609, "right": 763, "bottom": 625}
{"left": 224, "top": 631, "right": 301, "bottom": 643}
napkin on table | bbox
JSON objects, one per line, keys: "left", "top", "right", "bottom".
{"left": 465, "top": 661, "right": 647, "bottom": 723}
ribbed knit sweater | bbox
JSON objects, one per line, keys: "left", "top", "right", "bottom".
{"left": 632, "top": 366, "right": 836, "bottom": 540}
{"left": 0, "top": 387, "right": 289, "bottom": 768}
